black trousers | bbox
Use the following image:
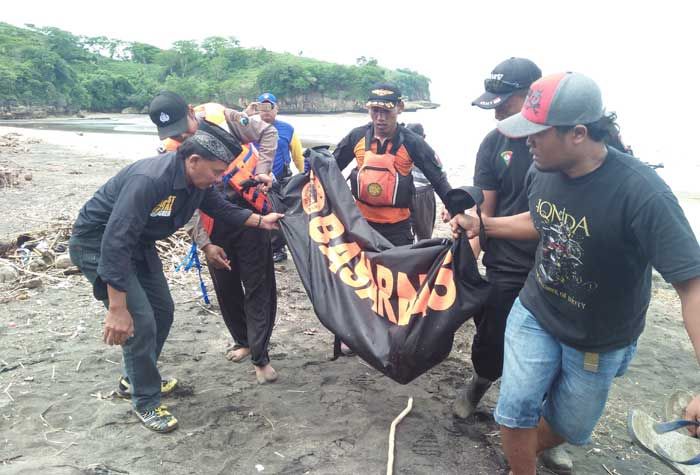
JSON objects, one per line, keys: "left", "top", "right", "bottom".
{"left": 271, "top": 165, "right": 292, "bottom": 254}
{"left": 368, "top": 218, "right": 414, "bottom": 246}
{"left": 470, "top": 272, "right": 527, "bottom": 382}
{"left": 270, "top": 229, "right": 286, "bottom": 254}
{"left": 208, "top": 219, "right": 277, "bottom": 367}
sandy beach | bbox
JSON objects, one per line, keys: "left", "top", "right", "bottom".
{"left": 1, "top": 125, "right": 698, "bottom": 475}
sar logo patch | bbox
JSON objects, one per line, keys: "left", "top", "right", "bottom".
{"left": 500, "top": 150, "right": 513, "bottom": 166}
{"left": 367, "top": 183, "right": 382, "bottom": 197}
{"left": 150, "top": 195, "right": 176, "bottom": 217}
{"left": 159, "top": 112, "right": 170, "bottom": 124}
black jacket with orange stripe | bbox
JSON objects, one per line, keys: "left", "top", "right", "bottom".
{"left": 333, "top": 122, "right": 452, "bottom": 224}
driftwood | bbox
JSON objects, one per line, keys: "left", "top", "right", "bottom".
{"left": 386, "top": 397, "right": 414, "bottom": 475}
{"left": 0, "top": 217, "right": 201, "bottom": 304}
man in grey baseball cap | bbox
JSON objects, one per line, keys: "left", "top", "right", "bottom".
{"left": 451, "top": 72, "right": 700, "bottom": 474}
{"left": 497, "top": 71, "right": 604, "bottom": 140}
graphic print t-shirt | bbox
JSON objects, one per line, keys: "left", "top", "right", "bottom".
{"left": 519, "top": 147, "right": 700, "bottom": 352}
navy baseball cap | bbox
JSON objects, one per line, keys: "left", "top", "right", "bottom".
{"left": 472, "top": 58, "right": 542, "bottom": 110}
{"left": 149, "top": 91, "right": 190, "bottom": 139}
{"left": 257, "top": 92, "right": 278, "bottom": 105}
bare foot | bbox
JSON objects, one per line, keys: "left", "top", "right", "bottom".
{"left": 254, "top": 364, "right": 278, "bottom": 384}
{"left": 225, "top": 346, "right": 250, "bottom": 363}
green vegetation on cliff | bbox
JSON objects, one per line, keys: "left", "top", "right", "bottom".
{"left": 0, "top": 22, "right": 431, "bottom": 113}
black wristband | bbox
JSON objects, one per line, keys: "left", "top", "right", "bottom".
{"left": 257, "top": 215, "right": 263, "bottom": 228}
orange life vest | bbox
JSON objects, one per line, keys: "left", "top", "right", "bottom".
{"left": 198, "top": 143, "right": 271, "bottom": 234}
{"left": 349, "top": 129, "right": 415, "bottom": 224}
{"left": 158, "top": 103, "right": 271, "bottom": 235}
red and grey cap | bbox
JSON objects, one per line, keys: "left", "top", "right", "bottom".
{"left": 497, "top": 72, "right": 604, "bottom": 138}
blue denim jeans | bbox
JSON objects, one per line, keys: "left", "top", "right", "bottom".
{"left": 494, "top": 298, "right": 637, "bottom": 445}
{"left": 69, "top": 236, "right": 174, "bottom": 412}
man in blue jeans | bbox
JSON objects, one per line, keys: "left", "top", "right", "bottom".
{"left": 69, "top": 124, "right": 282, "bottom": 433}
{"left": 450, "top": 72, "right": 700, "bottom": 474}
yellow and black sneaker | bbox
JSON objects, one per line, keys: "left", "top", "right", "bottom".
{"left": 117, "top": 376, "right": 178, "bottom": 399}
{"left": 135, "top": 405, "right": 178, "bottom": 433}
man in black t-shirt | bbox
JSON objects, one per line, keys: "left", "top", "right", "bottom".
{"left": 451, "top": 72, "right": 700, "bottom": 475}
{"left": 454, "top": 57, "right": 542, "bottom": 420}
{"left": 454, "top": 57, "right": 572, "bottom": 474}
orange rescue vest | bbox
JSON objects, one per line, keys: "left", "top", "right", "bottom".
{"left": 349, "top": 129, "right": 415, "bottom": 224}
{"left": 159, "top": 103, "right": 271, "bottom": 235}
{"left": 198, "top": 143, "right": 271, "bottom": 235}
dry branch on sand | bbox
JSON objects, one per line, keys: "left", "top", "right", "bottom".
{"left": 0, "top": 218, "right": 200, "bottom": 304}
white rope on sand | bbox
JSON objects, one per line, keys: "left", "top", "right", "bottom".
{"left": 386, "top": 397, "right": 413, "bottom": 475}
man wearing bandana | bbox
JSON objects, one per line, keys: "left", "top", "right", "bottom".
{"left": 148, "top": 91, "right": 281, "bottom": 386}
{"left": 68, "top": 123, "right": 283, "bottom": 433}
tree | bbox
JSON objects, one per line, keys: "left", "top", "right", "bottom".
{"left": 257, "top": 62, "right": 317, "bottom": 96}
{"left": 0, "top": 22, "right": 432, "bottom": 114}
{"left": 171, "top": 40, "right": 202, "bottom": 76}
{"left": 201, "top": 36, "right": 239, "bottom": 57}
{"left": 356, "top": 56, "right": 378, "bottom": 67}
{"left": 30, "top": 26, "right": 90, "bottom": 62}
{"left": 126, "top": 42, "right": 161, "bottom": 64}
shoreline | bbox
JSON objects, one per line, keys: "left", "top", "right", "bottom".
{"left": 2, "top": 122, "right": 699, "bottom": 236}
{"left": 0, "top": 100, "right": 440, "bottom": 122}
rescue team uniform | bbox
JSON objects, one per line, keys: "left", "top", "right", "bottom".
{"left": 164, "top": 103, "right": 280, "bottom": 368}
{"left": 333, "top": 123, "right": 451, "bottom": 246}
{"left": 68, "top": 152, "right": 253, "bottom": 417}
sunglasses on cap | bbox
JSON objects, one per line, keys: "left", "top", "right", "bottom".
{"left": 484, "top": 78, "right": 526, "bottom": 94}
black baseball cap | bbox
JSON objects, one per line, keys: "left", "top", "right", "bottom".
{"left": 472, "top": 58, "right": 542, "bottom": 110}
{"left": 149, "top": 91, "right": 190, "bottom": 139}
{"left": 366, "top": 82, "right": 403, "bottom": 109}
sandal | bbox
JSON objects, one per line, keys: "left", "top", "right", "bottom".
{"left": 628, "top": 408, "right": 700, "bottom": 474}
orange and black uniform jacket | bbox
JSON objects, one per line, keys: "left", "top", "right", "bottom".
{"left": 333, "top": 123, "right": 452, "bottom": 224}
